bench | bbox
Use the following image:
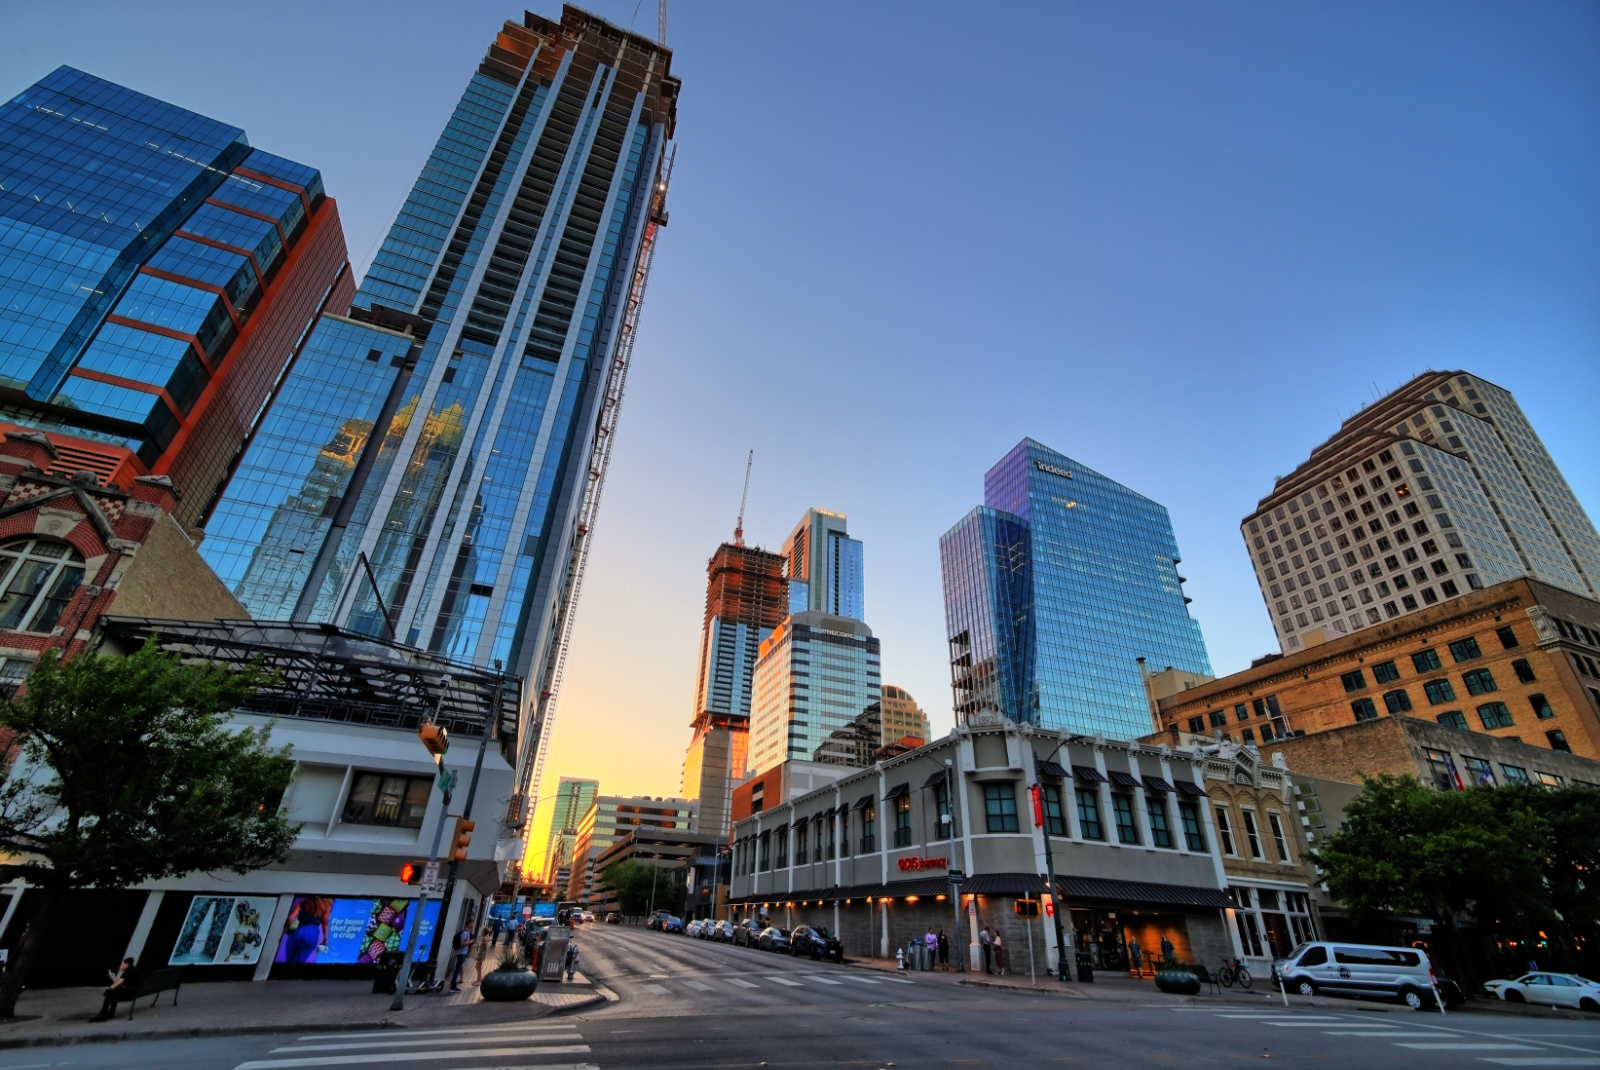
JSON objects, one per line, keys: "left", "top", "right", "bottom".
{"left": 108, "top": 966, "right": 187, "bottom": 1020}
{"left": 1185, "top": 963, "right": 1223, "bottom": 995}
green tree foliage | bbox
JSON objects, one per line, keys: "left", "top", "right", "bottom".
{"left": 601, "top": 859, "right": 685, "bottom": 918}
{"left": 0, "top": 642, "right": 300, "bottom": 1016}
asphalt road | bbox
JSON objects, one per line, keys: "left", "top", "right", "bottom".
{"left": 3, "top": 924, "right": 1597, "bottom": 1070}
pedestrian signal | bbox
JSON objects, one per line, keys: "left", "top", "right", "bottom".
{"left": 450, "top": 817, "right": 476, "bottom": 862}
{"left": 1015, "top": 898, "right": 1040, "bottom": 917}
{"left": 401, "top": 860, "right": 426, "bottom": 884}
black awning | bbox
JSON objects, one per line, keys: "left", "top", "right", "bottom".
{"left": 1141, "top": 775, "right": 1174, "bottom": 794}
{"left": 852, "top": 793, "right": 875, "bottom": 811}
{"left": 922, "top": 770, "right": 951, "bottom": 789}
{"left": 1054, "top": 874, "right": 1234, "bottom": 910}
{"left": 1072, "top": 765, "right": 1108, "bottom": 784}
{"left": 1037, "top": 760, "right": 1069, "bottom": 779}
{"left": 877, "top": 876, "right": 956, "bottom": 898}
{"left": 961, "top": 872, "right": 1048, "bottom": 896}
{"left": 883, "top": 782, "right": 910, "bottom": 801}
{"left": 1174, "top": 780, "right": 1208, "bottom": 797}
{"left": 1108, "top": 771, "right": 1142, "bottom": 789}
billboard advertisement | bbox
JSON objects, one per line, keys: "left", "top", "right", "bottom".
{"left": 170, "top": 895, "right": 279, "bottom": 966}
{"left": 273, "top": 896, "right": 441, "bottom": 965}
{"left": 532, "top": 901, "right": 557, "bottom": 918}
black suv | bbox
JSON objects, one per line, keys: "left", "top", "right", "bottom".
{"left": 732, "top": 919, "right": 765, "bottom": 947}
{"left": 789, "top": 924, "right": 843, "bottom": 962}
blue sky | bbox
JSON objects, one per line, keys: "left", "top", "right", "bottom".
{"left": 6, "top": 1, "right": 1597, "bottom": 800}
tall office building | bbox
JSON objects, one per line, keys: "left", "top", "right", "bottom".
{"left": 940, "top": 438, "right": 1212, "bottom": 738}
{"left": 880, "top": 684, "right": 931, "bottom": 744}
{"left": 0, "top": 67, "right": 352, "bottom": 527}
{"left": 539, "top": 775, "right": 598, "bottom": 885}
{"left": 308, "top": 10, "right": 678, "bottom": 800}
{"left": 747, "top": 508, "right": 880, "bottom": 775}
{"left": 681, "top": 542, "right": 786, "bottom": 836}
{"left": 565, "top": 794, "right": 693, "bottom": 903}
{"left": 1247, "top": 371, "right": 1600, "bottom": 652}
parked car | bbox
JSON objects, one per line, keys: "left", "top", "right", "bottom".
{"left": 1434, "top": 976, "right": 1467, "bottom": 1008}
{"left": 663, "top": 915, "right": 685, "bottom": 934}
{"left": 1272, "top": 942, "right": 1440, "bottom": 1010}
{"left": 646, "top": 911, "right": 670, "bottom": 931}
{"left": 757, "top": 926, "right": 792, "bottom": 953}
{"left": 789, "top": 924, "right": 843, "bottom": 962}
{"left": 733, "top": 919, "right": 765, "bottom": 947}
{"left": 685, "top": 920, "right": 703, "bottom": 938}
{"left": 707, "top": 920, "right": 735, "bottom": 942}
{"left": 604, "top": 912, "right": 621, "bottom": 924}
{"left": 1484, "top": 972, "right": 1600, "bottom": 1011}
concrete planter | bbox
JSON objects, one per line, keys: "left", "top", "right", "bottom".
{"left": 480, "top": 968, "right": 538, "bottom": 1001}
{"left": 1154, "top": 967, "right": 1200, "bottom": 995}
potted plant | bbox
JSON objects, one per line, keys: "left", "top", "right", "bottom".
{"left": 1154, "top": 959, "right": 1201, "bottom": 996}
{"left": 479, "top": 947, "right": 538, "bottom": 1002}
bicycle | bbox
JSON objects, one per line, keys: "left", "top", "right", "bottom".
{"left": 1218, "top": 957, "right": 1253, "bottom": 989}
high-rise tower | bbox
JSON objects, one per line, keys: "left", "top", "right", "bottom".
{"left": 310, "top": 8, "right": 678, "bottom": 806}
{"left": 1246, "top": 371, "right": 1600, "bottom": 652}
{"left": 681, "top": 542, "right": 786, "bottom": 836}
{"left": 940, "top": 438, "right": 1212, "bottom": 738}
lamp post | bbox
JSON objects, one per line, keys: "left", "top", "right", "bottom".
{"left": 390, "top": 674, "right": 452, "bottom": 1011}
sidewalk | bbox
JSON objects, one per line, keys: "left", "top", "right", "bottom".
{"left": 0, "top": 972, "right": 605, "bottom": 1049}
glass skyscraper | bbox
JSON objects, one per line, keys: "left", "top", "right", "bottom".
{"left": 940, "top": 438, "right": 1212, "bottom": 738}
{"left": 0, "top": 67, "right": 352, "bottom": 527}
{"left": 315, "top": 10, "right": 678, "bottom": 792}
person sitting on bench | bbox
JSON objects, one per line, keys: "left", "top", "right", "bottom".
{"left": 91, "top": 957, "right": 142, "bottom": 1022}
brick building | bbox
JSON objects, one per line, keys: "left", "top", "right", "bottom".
{"left": 1152, "top": 578, "right": 1600, "bottom": 761}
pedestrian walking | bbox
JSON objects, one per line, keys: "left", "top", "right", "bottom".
{"left": 994, "top": 933, "right": 1008, "bottom": 976}
{"left": 474, "top": 923, "right": 493, "bottom": 983}
{"left": 491, "top": 914, "right": 504, "bottom": 947}
{"left": 1129, "top": 939, "right": 1143, "bottom": 977}
{"left": 564, "top": 941, "right": 580, "bottom": 982}
{"left": 979, "top": 926, "right": 993, "bottom": 974}
{"left": 90, "top": 957, "right": 141, "bottom": 1022}
{"left": 938, "top": 928, "right": 950, "bottom": 969}
{"left": 1160, "top": 935, "right": 1175, "bottom": 966}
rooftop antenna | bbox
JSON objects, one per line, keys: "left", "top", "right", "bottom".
{"left": 734, "top": 449, "right": 753, "bottom": 546}
{"left": 658, "top": 0, "right": 667, "bottom": 45}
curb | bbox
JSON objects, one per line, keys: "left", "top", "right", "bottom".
{"left": 552, "top": 990, "right": 612, "bottom": 1015}
{"left": 957, "top": 979, "right": 1087, "bottom": 999}
{"left": 0, "top": 1017, "right": 403, "bottom": 1051}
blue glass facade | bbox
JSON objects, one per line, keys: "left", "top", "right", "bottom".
{"left": 940, "top": 438, "right": 1212, "bottom": 738}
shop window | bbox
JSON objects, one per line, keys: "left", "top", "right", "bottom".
{"left": 893, "top": 793, "right": 911, "bottom": 847}
{"left": 1111, "top": 794, "right": 1139, "bottom": 845}
{"left": 1075, "top": 789, "right": 1104, "bottom": 840}
{"left": 1041, "top": 784, "right": 1067, "bottom": 837}
{"left": 1242, "top": 811, "right": 1264, "bottom": 859}
{"left": 0, "top": 538, "right": 86, "bottom": 634}
{"left": 1214, "top": 805, "right": 1236, "bottom": 855}
{"left": 983, "top": 782, "right": 1018, "bottom": 833}
{"left": 1235, "top": 911, "right": 1264, "bottom": 957}
{"left": 1147, "top": 797, "right": 1174, "bottom": 848}
{"left": 1463, "top": 668, "right": 1498, "bottom": 696}
{"left": 1178, "top": 801, "right": 1206, "bottom": 851}
{"left": 341, "top": 771, "right": 431, "bottom": 828}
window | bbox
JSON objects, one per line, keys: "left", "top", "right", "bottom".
{"left": 1075, "top": 789, "right": 1103, "bottom": 840}
{"left": 1373, "top": 660, "right": 1401, "bottom": 683}
{"left": 1463, "top": 756, "right": 1495, "bottom": 786}
{"left": 1496, "top": 626, "right": 1519, "bottom": 649}
{"left": 1436, "top": 710, "right": 1468, "bottom": 731}
{"left": 795, "top": 821, "right": 809, "bottom": 865}
{"left": 827, "top": 814, "right": 837, "bottom": 858}
{"left": 1148, "top": 797, "right": 1174, "bottom": 848}
{"left": 1268, "top": 812, "right": 1291, "bottom": 862}
{"left": 1530, "top": 694, "right": 1553, "bottom": 720}
{"left": 838, "top": 811, "right": 849, "bottom": 858}
{"left": 0, "top": 538, "right": 86, "bottom": 634}
{"left": 1241, "top": 727, "right": 1255, "bottom": 743}
{"left": 1178, "top": 801, "right": 1206, "bottom": 851}
{"left": 1547, "top": 731, "right": 1571, "bottom": 753}
{"left": 1512, "top": 659, "right": 1536, "bottom": 684}
{"left": 1186, "top": 716, "right": 1205, "bottom": 734}
{"left": 1236, "top": 704, "right": 1251, "bottom": 722}
{"left": 1340, "top": 670, "right": 1367, "bottom": 692}
{"left": 1535, "top": 771, "right": 1564, "bottom": 787}
{"left": 861, "top": 805, "right": 876, "bottom": 853}
{"left": 894, "top": 793, "right": 912, "bottom": 846}
{"left": 1209, "top": 710, "right": 1227, "bottom": 728}
{"left": 1411, "top": 649, "right": 1442, "bottom": 672}
{"left": 1463, "top": 668, "right": 1498, "bottom": 695}
{"left": 341, "top": 772, "right": 431, "bottom": 828}
{"left": 1423, "top": 679, "right": 1456, "bottom": 704}
{"left": 983, "top": 783, "right": 1018, "bottom": 833}
{"left": 1501, "top": 764, "right": 1530, "bottom": 784}
{"left": 776, "top": 827, "right": 788, "bottom": 867}
{"left": 1423, "top": 749, "right": 1458, "bottom": 791}
{"left": 1241, "top": 810, "right": 1264, "bottom": 859}
{"left": 1449, "top": 637, "right": 1483, "bottom": 662}
{"left": 1041, "top": 784, "right": 1067, "bottom": 837}
{"left": 759, "top": 832, "right": 771, "bottom": 870}
{"left": 1383, "top": 689, "right": 1412, "bottom": 714}
{"left": 1351, "top": 697, "right": 1379, "bottom": 721}
{"left": 1477, "top": 702, "right": 1514, "bottom": 729}
{"left": 1111, "top": 794, "right": 1139, "bottom": 844}
{"left": 1214, "top": 806, "right": 1236, "bottom": 854}
{"left": 933, "top": 781, "right": 952, "bottom": 836}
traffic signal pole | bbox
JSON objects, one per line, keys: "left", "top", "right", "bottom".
{"left": 429, "top": 666, "right": 504, "bottom": 976}
{"left": 390, "top": 676, "right": 454, "bottom": 1012}
{"left": 1031, "top": 742, "right": 1072, "bottom": 982}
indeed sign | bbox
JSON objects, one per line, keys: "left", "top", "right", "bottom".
{"left": 1033, "top": 459, "right": 1073, "bottom": 479}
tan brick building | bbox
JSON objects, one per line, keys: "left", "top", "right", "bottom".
{"left": 1153, "top": 577, "right": 1600, "bottom": 761}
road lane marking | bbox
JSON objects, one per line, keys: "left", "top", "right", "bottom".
{"left": 275, "top": 1034, "right": 579, "bottom": 1052}
{"left": 764, "top": 976, "right": 804, "bottom": 987}
{"left": 726, "top": 978, "right": 760, "bottom": 988}
{"left": 842, "top": 976, "right": 883, "bottom": 984}
{"left": 683, "top": 979, "right": 716, "bottom": 991}
{"left": 1396, "top": 1044, "right": 1540, "bottom": 1051}
{"left": 296, "top": 1024, "right": 579, "bottom": 1041}
{"left": 1323, "top": 1032, "right": 1463, "bottom": 1038}
{"left": 1218, "top": 1014, "right": 1344, "bottom": 1020}
{"left": 235, "top": 1049, "right": 591, "bottom": 1069}
{"left": 1479, "top": 1060, "right": 1600, "bottom": 1067}
{"left": 642, "top": 983, "right": 671, "bottom": 994}
{"left": 803, "top": 976, "right": 844, "bottom": 985}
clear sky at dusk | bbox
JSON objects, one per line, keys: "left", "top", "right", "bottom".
{"left": 6, "top": 2, "right": 1597, "bottom": 860}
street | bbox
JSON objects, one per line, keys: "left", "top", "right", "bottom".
{"left": 1, "top": 924, "right": 1597, "bottom": 1069}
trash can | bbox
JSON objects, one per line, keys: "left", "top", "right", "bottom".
{"left": 1075, "top": 951, "right": 1094, "bottom": 983}
{"left": 373, "top": 951, "right": 404, "bottom": 994}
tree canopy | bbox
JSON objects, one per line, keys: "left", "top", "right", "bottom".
{"left": 601, "top": 859, "right": 685, "bottom": 917}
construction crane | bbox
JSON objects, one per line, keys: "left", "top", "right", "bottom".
{"left": 734, "top": 449, "right": 753, "bottom": 546}
{"left": 658, "top": 0, "right": 667, "bottom": 45}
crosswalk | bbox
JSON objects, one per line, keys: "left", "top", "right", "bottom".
{"left": 1181, "top": 1010, "right": 1600, "bottom": 1066}
{"left": 618, "top": 969, "right": 916, "bottom": 1000}
{"left": 233, "top": 1022, "right": 597, "bottom": 1070}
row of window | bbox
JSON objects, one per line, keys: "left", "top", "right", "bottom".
{"left": 1420, "top": 748, "right": 1588, "bottom": 790}
{"left": 1213, "top": 806, "right": 1294, "bottom": 863}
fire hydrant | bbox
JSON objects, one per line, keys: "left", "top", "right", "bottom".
{"left": 896, "top": 948, "right": 906, "bottom": 971}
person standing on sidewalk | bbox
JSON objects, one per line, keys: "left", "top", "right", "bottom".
{"left": 924, "top": 928, "right": 937, "bottom": 970}
{"left": 1129, "top": 939, "right": 1143, "bottom": 977}
{"left": 474, "top": 923, "right": 493, "bottom": 983}
{"left": 1160, "top": 935, "right": 1175, "bottom": 966}
{"left": 448, "top": 921, "right": 474, "bottom": 990}
{"left": 937, "top": 928, "right": 950, "bottom": 970}
{"left": 993, "top": 933, "right": 1008, "bottom": 976}
{"left": 979, "top": 926, "right": 993, "bottom": 974}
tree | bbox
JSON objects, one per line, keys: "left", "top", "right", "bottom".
{"left": 0, "top": 642, "right": 299, "bottom": 1016}
{"left": 601, "top": 860, "right": 685, "bottom": 919}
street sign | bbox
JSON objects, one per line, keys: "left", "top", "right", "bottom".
{"left": 947, "top": 869, "right": 965, "bottom": 882}
{"left": 422, "top": 861, "right": 440, "bottom": 885}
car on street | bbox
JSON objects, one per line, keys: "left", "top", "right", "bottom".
{"left": 663, "top": 915, "right": 685, "bottom": 933}
{"left": 605, "top": 912, "right": 621, "bottom": 924}
{"left": 732, "top": 919, "right": 764, "bottom": 947}
{"left": 789, "top": 924, "right": 844, "bottom": 962}
{"left": 707, "top": 920, "right": 735, "bottom": 942}
{"left": 582, "top": 911, "right": 595, "bottom": 923}
{"left": 1483, "top": 972, "right": 1600, "bottom": 1011}
{"left": 1272, "top": 941, "right": 1441, "bottom": 1009}
{"left": 685, "top": 920, "right": 703, "bottom": 938}
{"left": 757, "top": 926, "right": 792, "bottom": 952}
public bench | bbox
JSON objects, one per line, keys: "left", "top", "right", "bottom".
{"left": 108, "top": 965, "right": 187, "bottom": 1020}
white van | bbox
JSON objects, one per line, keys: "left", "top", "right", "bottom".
{"left": 1273, "top": 941, "right": 1440, "bottom": 1009}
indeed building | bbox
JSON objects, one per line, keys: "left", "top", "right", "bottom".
{"left": 940, "top": 439, "right": 1213, "bottom": 738}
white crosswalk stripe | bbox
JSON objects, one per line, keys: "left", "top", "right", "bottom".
{"left": 764, "top": 976, "right": 804, "bottom": 987}
{"left": 234, "top": 1021, "right": 593, "bottom": 1070}
{"left": 726, "top": 977, "right": 759, "bottom": 988}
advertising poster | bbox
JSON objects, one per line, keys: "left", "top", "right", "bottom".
{"left": 273, "top": 896, "right": 441, "bottom": 964}
{"left": 532, "top": 901, "right": 556, "bottom": 918}
{"left": 170, "top": 895, "right": 279, "bottom": 965}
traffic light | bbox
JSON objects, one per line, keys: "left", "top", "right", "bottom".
{"left": 401, "top": 860, "right": 426, "bottom": 885}
{"left": 450, "top": 817, "right": 476, "bottom": 862}
{"left": 418, "top": 721, "right": 449, "bottom": 757}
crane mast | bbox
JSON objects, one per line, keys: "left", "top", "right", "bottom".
{"left": 734, "top": 449, "right": 753, "bottom": 546}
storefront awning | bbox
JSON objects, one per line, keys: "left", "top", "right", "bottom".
{"left": 883, "top": 782, "right": 910, "bottom": 801}
{"left": 1054, "top": 875, "right": 1233, "bottom": 909}
{"left": 921, "top": 770, "right": 951, "bottom": 789}
{"left": 1141, "top": 775, "right": 1174, "bottom": 793}
{"left": 875, "top": 876, "right": 956, "bottom": 898}
{"left": 1108, "top": 771, "right": 1142, "bottom": 789}
{"left": 1174, "top": 780, "right": 1208, "bottom": 797}
{"left": 960, "top": 872, "right": 1048, "bottom": 895}
{"left": 1073, "top": 765, "right": 1108, "bottom": 783}
{"left": 1037, "top": 760, "right": 1069, "bottom": 779}
{"left": 852, "top": 794, "right": 875, "bottom": 810}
